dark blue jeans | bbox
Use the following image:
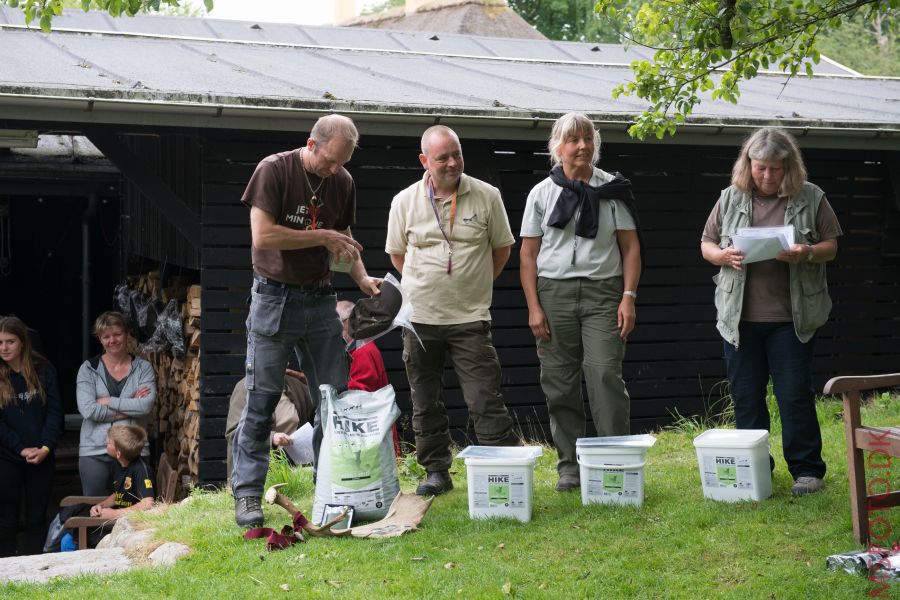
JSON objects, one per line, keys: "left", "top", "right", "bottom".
{"left": 723, "top": 322, "right": 826, "bottom": 479}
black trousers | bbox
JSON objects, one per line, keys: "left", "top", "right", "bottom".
{"left": 724, "top": 322, "right": 825, "bottom": 479}
{"left": 0, "top": 454, "right": 55, "bottom": 557}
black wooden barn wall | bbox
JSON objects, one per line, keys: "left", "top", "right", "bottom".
{"left": 193, "top": 130, "right": 900, "bottom": 484}
{"left": 121, "top": 134, "right": 202, "bottom": 271}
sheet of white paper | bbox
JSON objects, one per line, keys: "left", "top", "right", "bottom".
{"left": 736, "top": 225, "right": 794, "bottom": 249}
{"left": 732, "top": 235, "right": 787, "bottom": 264}
{"left": 731, "top": 225, "right": 795, "bottom": 264}
{"left": 283, "top": 423, "right": 315, "bottom": 465}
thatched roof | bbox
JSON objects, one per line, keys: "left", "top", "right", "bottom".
{"left": 343, "top": 0, "right": 546, "bottom": 40}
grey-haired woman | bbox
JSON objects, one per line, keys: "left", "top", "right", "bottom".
{"left": 700, "top": 127, "right": 842, "bottom": 496}
{"left": 519, "top": 112, "right": 643, "bottom": 492}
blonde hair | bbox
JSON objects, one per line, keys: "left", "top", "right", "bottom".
{"left": 548, "top": 112, "right": 601, "bottom": 167}
{"left": 0, "top": 316, "right": 46, "bottom": 409}
{"left": 108, "top": 425, "right": 147, "bottom": 463}
{"left": 93, "top": 311, "right": 128, "bottom": 337}
{"left": 731, "top": 127, "right": 808, "bottom": 196}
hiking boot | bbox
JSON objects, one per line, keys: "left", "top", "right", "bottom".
{"left": 416, "top": 471, "right": 453, "bottom": 496}
{"left": 555, "top": 473, "right": 581, "bottom": 492}
{"left": 235, "top": 496, "right": 264, "bottom": 527}
{"left": 791, "top": 476, "right": 825, "bottom": 496}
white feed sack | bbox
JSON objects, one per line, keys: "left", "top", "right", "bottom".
{"left": 312, "top": 384, "right": 401, "bottom": 524}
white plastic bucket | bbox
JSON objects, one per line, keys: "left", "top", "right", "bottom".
{"left": 456, "top": 446, "right": 543, "bottom": 522}
{"left": 693, "top": 429, "right": 772, "bottom": 502}
{"left": 576, "top": 435, "right": 656, "bottom": 507}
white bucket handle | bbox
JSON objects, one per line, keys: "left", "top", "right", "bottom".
{"left": 577, "top": 458, "right": 646, "bottom": 470}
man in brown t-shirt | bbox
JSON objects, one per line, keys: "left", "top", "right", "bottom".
{"left": 231, "top": 114, "right": 381, "bottom": 528}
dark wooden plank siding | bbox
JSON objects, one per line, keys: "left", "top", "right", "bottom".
{"left": 122, "top": 133, "right": 202, "bottom": 269}
{"left": 196, "top": 128, "right": 900, "bottom": 484}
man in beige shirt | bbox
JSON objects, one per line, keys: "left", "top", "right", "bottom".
{"left": 385, "top": 125, "right": 520, "bottom": 496}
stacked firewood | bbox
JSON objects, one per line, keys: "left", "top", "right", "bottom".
{"left": 130, "top": 272, "right": 202, "bottom": 492}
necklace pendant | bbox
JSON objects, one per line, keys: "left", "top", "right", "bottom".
{"left": 310, "top": 195, "right": 317, "bottom": 203}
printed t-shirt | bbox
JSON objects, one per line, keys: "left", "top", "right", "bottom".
{"left": 112, "top": 457, "right": 155, "bottom": 509}
{"left": 242, "top": 148, "right": 356, "bottom": 286}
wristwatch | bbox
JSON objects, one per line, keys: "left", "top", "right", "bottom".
{"left": 805, "top": 244, "right": 814, "bottom": 263}
{"left": 623, "top": 290, "right": 637, "bottom": 300}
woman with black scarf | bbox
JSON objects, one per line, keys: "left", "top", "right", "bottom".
{"left": 519, "top": 112, "right": 642, "bottom": 492}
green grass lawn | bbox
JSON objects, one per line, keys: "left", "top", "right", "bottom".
{"left": 5, "top": 395, "right": 899, "bottom": 599}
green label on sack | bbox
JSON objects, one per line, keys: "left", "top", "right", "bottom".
{"left": 603, "top": 471, "right": 624, "bottom": 493}
{"left": 716, "top": 465, "right": 737, "bottom": 485}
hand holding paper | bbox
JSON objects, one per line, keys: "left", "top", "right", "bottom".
{"left": 282, "top": 423, "right": 315, "bottom": 465}
{"left": 732, "top": 225, "right": 795, "bottom": 264}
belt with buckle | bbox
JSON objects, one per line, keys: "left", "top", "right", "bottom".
{"left": 253, "top": 274, "right": 333, "bottom": 295}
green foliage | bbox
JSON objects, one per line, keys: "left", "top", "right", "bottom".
{"left": 508, "top": 0, "right": 643, "bottom": 42}
{"left": 816, "top": 7, "right": 900, "bottom": 75}
{"left": 667, "top": 378, "right": 735, "bottom": 436}
{"left": 1, "top": 0, "right": 213, "bottom": 29}
{"left": 398, "top": 448, "right": 426, "bottom": 483}
{"left": 595, "top": 0, "right": 900, "bottom": 139}
{"left": 264, "top": 449, "right": 315, "bottom": 499}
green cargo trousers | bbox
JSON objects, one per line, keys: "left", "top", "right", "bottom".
{"left": 536, "top": 277, "right": 631, "bottom": 476}
{"left": 403, "top": 321, "right": 520, "bottom": 472}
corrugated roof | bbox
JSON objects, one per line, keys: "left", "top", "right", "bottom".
{"left": 1, "top": 7, "right": 898, "bottom": 146}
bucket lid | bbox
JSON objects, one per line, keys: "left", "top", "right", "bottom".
{"left": 455, "top": 445, "right": 543, "bottom": 460}
{"left": 693, "top": 428, "right": 769, "bottom": 448}
{"left": 576, "top": 434, "right": 657, "bottom": 449}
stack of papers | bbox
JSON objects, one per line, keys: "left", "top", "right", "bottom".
{"left": 731, "top": 225, "right": 795, "bottom": 264}
{"left": 283, "top": 423, "right": 315, "bottom": 465}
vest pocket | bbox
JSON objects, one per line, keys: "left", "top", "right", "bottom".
{"left": 799, "top": 264, "right": 827, "bottom": 296}
{"left": 794, "top": 264, "right": 830, "bottom": 333}
{"left": 796, "top": 226, "right": 821, "bottom": 245}
{"left": 713, "top": 270, "right": 736, "bottom": 322}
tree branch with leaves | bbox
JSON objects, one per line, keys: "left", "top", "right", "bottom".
{"left": 1, "top": 0, "right": 213, "bottom": 32}
{"left": 596, "top": 0, "right": 899, "bottom": 139}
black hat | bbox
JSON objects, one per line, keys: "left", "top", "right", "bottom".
{"left": 347, "top": 278, "right": 403, "bottom": 340}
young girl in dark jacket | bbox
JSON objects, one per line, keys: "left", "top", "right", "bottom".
{"left": 0, "top": 316, "right": 63, "bottom": 556}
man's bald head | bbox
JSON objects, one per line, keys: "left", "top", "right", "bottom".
{"left": 419, "top": 126, "right": 464, "bottom": 192}
{"left": 420, "top": 125, "right": 460, "bottom": 156}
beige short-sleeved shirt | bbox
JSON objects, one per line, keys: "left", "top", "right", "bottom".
{"left": 520, "top": 167, "right": 636, "bottom": 280}
{"left": 385, "top": 173, "right": 515, "bottom": 325}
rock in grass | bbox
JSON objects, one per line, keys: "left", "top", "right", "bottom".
{"left": 0, "top": 549, "right": 131, "bottom": 583}
{"left": 149, "top": 542, "right": 191, "bottom": 566}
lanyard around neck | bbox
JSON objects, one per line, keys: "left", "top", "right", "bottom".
{"left": 427, "top": 183, "right": 457, "bottom": 274}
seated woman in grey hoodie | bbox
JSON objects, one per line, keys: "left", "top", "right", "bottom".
{"left": 76, "top": 311, "right": 156, "bottom": 495}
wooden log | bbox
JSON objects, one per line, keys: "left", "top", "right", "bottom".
{"left": 127, "top": 270, "right": 203, "bottom": 487}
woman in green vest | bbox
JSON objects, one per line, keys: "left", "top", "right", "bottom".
{"left": 700, "top": 127, "right": 842, "bottom": 496}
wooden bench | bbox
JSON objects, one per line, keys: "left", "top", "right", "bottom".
{"left": 823, "top": 373, "right": 900, "bottom": 546}
{"left": 60, "top": 453, "right": 178, "bottom": 549}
